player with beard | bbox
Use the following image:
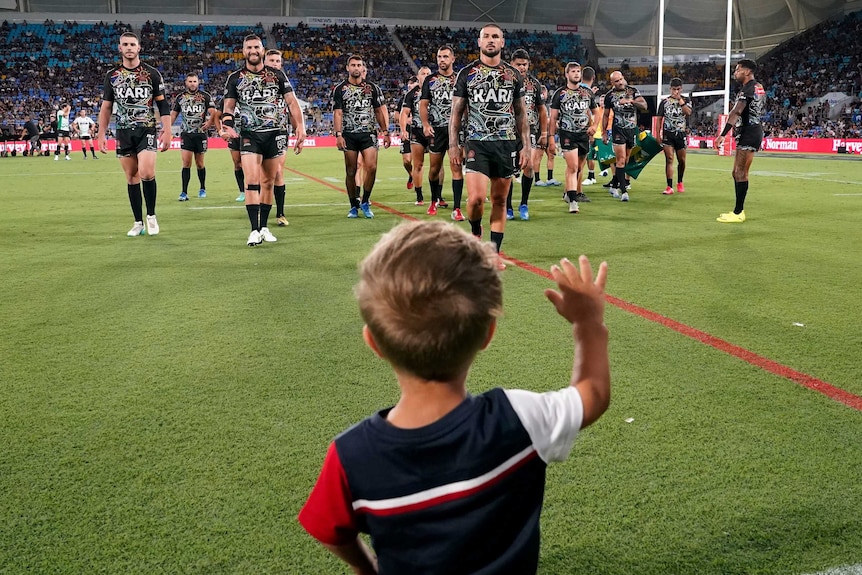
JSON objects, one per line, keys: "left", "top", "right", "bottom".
{"left": 222, "top": 34, "right": 306, "bottom": 246}
{"left": 400, "top": 68, "right": 430, "bottom": 206}
{"left": 264, "top": 49, "right": 305, "bottom": 227}
{"left": 72, "top": 109, "right": 98, "bottom": 159}
{"left": 602, "top": 71, "right": 647, "bottom": 202}
{"left": 171, "top": 72, "right": 216, "bottom": 201}
{"left": 550, "top": 62, "right": 599, "bottom": 215}
{"left": 420, "top": 45, "right": 460, "bottom": 218}
{"left": 450, "top": 24, "right": 530, "bottom": 267}
{"left": 332, "top": 54, "right": 391, "bottom": 219}
{"left": 714, "top": 59, "right": 766, "bottom": 223}
{"left": 97, "top": 32, "right": 172, "bottom": 237}
{"left": 656, "top": 77, "right": 691, "bottom": 195}
{"left": 505, "top": 49, "right": 547, "bottom": 221}
{"left": 397, "top": 75, "right": 419, "bottom": 197}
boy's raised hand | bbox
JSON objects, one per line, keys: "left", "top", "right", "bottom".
{"left": 544, "top": 256, "right": 608, "bottom": 326}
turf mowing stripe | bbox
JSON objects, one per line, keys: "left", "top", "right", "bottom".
{"left": 800, "top": 564, "right": 862, "bottom": 575}
{"left": 289, "top": 167, "right": 862, "bottom": 413}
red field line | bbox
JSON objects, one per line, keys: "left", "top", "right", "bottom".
{"left": 289, "top": 167, "right": 862, "bottom": 413}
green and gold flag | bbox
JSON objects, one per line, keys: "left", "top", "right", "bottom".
{"left": 624, "top": 132, "right": 663, "bottom": 179}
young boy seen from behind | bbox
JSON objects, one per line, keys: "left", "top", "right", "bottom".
{"left": 298, "top": 220, "right": 610, "bottom": 574}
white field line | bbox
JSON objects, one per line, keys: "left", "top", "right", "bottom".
{"left": 800, "top": 564, "right": 862, "bottom": 575}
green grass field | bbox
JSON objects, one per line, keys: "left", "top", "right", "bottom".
{"left": 1, "top": 146, "right": 861, "bottom": 574}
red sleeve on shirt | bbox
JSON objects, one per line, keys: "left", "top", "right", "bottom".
{"left": 297, "top": 442, "right": 359, "bottom": 546}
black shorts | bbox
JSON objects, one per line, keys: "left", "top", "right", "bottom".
{"left": 116, "top": 127, "right": 158, "bottom": 157}
{"left": 558, "top": 130, "right": 590, "bottom": 155}
{"left": 400, "top": 139, "right": 410, "bottom": 155}
{"left": 529, "top": 128, "right": 544, "bottom": 150}
{"left": 228, "top": 137, "right": 240, "bottom": 152}
{"left": 57, "top": 130, "right": 71, "bottom": 139}
{"left": 410, "top": 127, "right": 430, "bottom": 150}
{"left": 80, "top": 135, "right": 92, "bottom": 141}
{"left": 429, "top": 127, "right": 449, "bottom": 154}
{"left": 736, "top": 126, "right": 763, "bottom": 152}
{"left": 464, "top": 140, "right": 520, "bottom": 179}
{"left": 662, "top": 131, "right": 687, "bottom": 151}
{"left": 240, "top": 130, "right": 285, "bottom": 160}
{"left": 181, "top": 132, "right": 208, "bottom": 154}
{"left": 343, "top": 131, "right": 378, "bottom": 152}
{"left": 611, "top": 125, "right": 637, "bottom": 148}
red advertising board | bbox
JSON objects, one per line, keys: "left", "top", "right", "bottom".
{"left": 687, "top": 136, "right": 862, "bottom": 154}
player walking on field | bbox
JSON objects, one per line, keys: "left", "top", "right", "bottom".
{"left": 602, "top": 71, "right": 647, "bottom": 202}
{"left": 450, "top": 24, "right": 530, "bottom": 267}
{"left": 171, "top": 72, "right": 215, "bottom": 201}
{"left": 222, "top": 34, "right": 306, "bottom": 246}
{"left": 714, "top": 59, "right": 765, "bottom": 223}
{"left": 332, "top": 54, "right": 391, "bottom": 219}
{"left": 72, "top": 109, "right": 98, "bottom": 159}
{"left": 97, "top": 32, "right": 172, "bottom": 237}
{"left": 656, "top": 77, "right": 691, "bottom": 195}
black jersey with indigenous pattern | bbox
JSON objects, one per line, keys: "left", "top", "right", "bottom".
{"left": 102, "top": 63, "right": 166, "bottom": 129}
{"left": 172, "top": 90, "right": 214, "bottom": 134}
{"left": 224, "top": 65, "right": 292, "bottom": 133}
{"left": 522, "top": 73, "right": 545, "bottom": 132}
{"left": 454, "top": 60, "right": 524, "bottom": 142}
{"left": 735, "top": 79, "right": 766, "bottom": 128}
{"left": 551, "top": 85, "right": 597, "bottom": 133}
{"left": 603, "top": 85, "right": 641, "bottom": 131}
{"left": 420, "top": 72, "right": 457, "bottom": 128}
{"left": 332, "top": 79, "right": 386, "bottom": 134}
{"left": 401, "top": 86, "right": 423, "bottom": 130}
{"left": 657, "top": 96, "right": 688, "bottom": 134}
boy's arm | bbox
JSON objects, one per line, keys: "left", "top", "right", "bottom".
{"left": 545, "top": 256, "right": 610, "bottom": 428}
{"left": 322, "top": 538, "right": 378, "bottom": 575}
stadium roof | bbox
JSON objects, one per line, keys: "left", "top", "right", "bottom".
{"left": 13, "top": 0, "right": 862, "bottom": 57}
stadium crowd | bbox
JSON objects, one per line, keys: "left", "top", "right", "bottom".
{"left": 1, "top": 12, "right": 861, "bottom": 143}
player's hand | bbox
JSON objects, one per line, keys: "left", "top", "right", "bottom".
{"left": 714, "top": 135, "right": 724, "bottom": 149}
{"left": 336, "top": 135, "right": 344, "bottom": 151}
{"left": 449, "top": 145, "right": 462, "bottom": 167}
{"left": 294, "top": 129, "right": 306, "bottom": 154}
{"left": 382, "top": 133, "right": 391, "bottom": 149}
{"left": 518, "top": 147, "right": 530, "bottom": 171}
{"left": 98, "top": 136, "right": 108, "bottom": 154}
{"left": 548, "top": 139, "right": 557, "bottom": 155}
{"left": 159, "top": 130, "right": 172, "bottom": 152}
{"left": 223, "top": 126, "right": 239, "bottom": 140}
{"left": 423, "top": 125, "right": 433, "bottom": 138}
{"left": 602, "top": 133, "right": 609, "bottom": 145}
{"left": 544, "top": 256, "right": 608, "bottom": 327}
{"left": 587, "top": 126, "right": 596, "bottom": 137}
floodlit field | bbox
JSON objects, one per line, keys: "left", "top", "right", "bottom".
{"left": 1, "top": 146, "right": 861, "bottom": 574}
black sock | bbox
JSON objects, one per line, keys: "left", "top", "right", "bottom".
{"left": 197, "top": 167, "right": 206, "bottom": 189}
{"left": 91, "top": 147, "right": 97, "bottom": 157}
{"left": 452, "top": 179, "right": 463, "bottom": 209}
{"left": 246, "top": 204, "right": 260, "bottom": 231}
{"left": 678, "top": 165, "right": 684, "bottom": 183}
{"left": 469, "top": 218, "right": 482, "bottom": 237}
{"left": 520, "top": 175, "right": 533, "bottom": 205}
{"left": 408, "top": 175, "right": 413, "bottom": 184}
{"left": 506, "top": 181, "right": 513, "bottom": 211}
{"left": 349, "top": 194, "right": 360, "bottom": 209}
{"left": 260, "top": 203, "right": 272, "bottom": 229}
{"left": 567, "top": 190, "right": 577, "bottom": 202}
{"left": 142, "top": 178, "right": 157, "bottom": 216}
{"left": 274, "top": 184, "right": 286, "bottom": 216}
{"left": 181, "top": 167, "right": 191, "bottom": 194}
{"left": 588, "top": 171, "right": 595, "bottom": 179}
{"left": 667, "top": 178, "right": 673, "bottom": 188}
{"left": 415, "top": 186, "right": 423, "bottom": 202}
{"left": 437, "top": 179, "right": 446, "bottom": 202}
{"left": 361, "top": 188, "right": 372, "bottom": 204}
{"left": 547, "top": 169, "right": 553, "bottom": 181}
{"left": 127, "top": 183, "right": 143, "bottom": 222}
{"left": 430, "top": 181, "right": 442, "bottom": 203}
{"left": 734, "top": 181, "right": 748, "bottom": 214}
{"left": 490, "top": 231, "right": 504, "bottom": 252}
{"left": 234, "top": 169, "right": 244, "bottom": 195}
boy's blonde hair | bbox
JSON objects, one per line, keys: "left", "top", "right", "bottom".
{"left": 356, "top": 221, "right": 503, "bottom": 381}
